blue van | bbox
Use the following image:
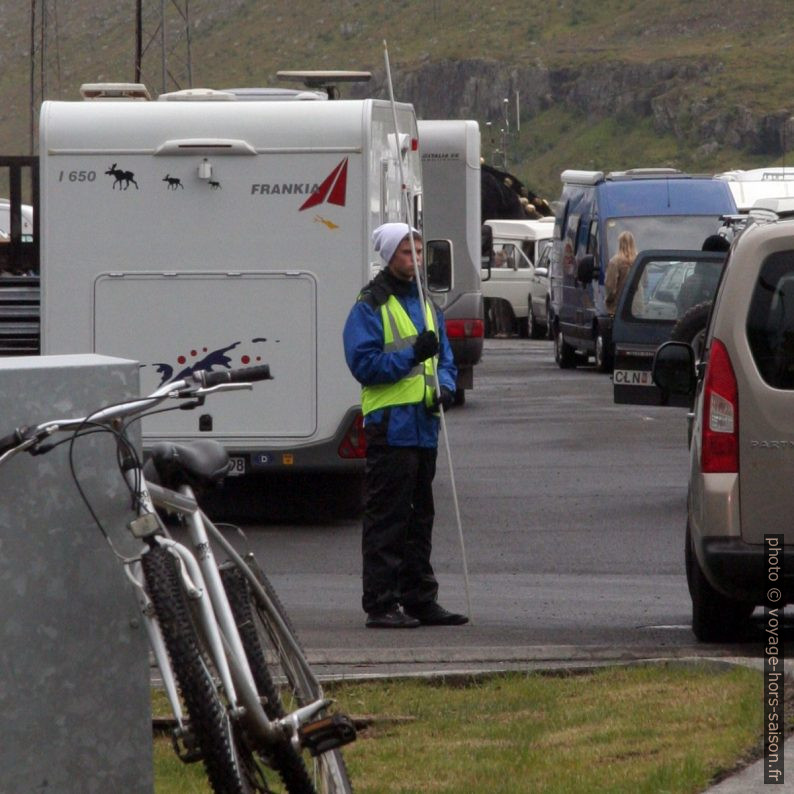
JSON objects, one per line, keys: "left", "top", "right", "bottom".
{"left": 549, "top": 168, "right": 737, "bottom": 371}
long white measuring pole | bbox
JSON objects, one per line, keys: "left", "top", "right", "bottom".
{"left": 382, "top": 40, "right": 473, "bottom": 621}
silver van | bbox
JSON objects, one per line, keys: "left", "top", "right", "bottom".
{"left": 653, "top": 204, "right": 794, "bottom": 641}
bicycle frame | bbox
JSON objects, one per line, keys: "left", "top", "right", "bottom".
{"left": 0, "top": 363, "right": 355, "bottom": 791}
{"left": 126, "top": 471, "right": 330, "bottom": 750}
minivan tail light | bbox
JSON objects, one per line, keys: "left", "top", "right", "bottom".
{"left": 445, "top": 319, "right": 484, "bottom": 339}
{"left": 338, "top": 412, "right": 366, "bottom": 458}
{"left": 701, "top": 338, "right": 739, "bottom": 473}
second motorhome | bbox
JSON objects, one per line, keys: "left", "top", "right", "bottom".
{"left": 417, "top": 119, "right": 484, "bottom": 404}
{"left": 39, "top": 83, "right": 422, "bottom": 482}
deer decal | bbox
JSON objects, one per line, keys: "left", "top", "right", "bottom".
{"left": 105, "top": 163, "right": 139, "bottom": 190}
{"left": 163, "top": 174, "right": 184, "bottom": 190}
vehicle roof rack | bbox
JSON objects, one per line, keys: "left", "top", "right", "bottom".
{"left": 221, "top": 86, "right": 326, "bottom": 102}
{"left": 80, "top": 82, "right": 151, "bottom": 101}
{"left": 276, "top": 70, "right": 371, "bottom": 99}
{"left": 606, "top": 168, "right": 689, "bottom": 180}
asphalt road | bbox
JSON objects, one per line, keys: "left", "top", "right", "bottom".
{"left": 215, "top": 338, "right": 761, "bottom": 676}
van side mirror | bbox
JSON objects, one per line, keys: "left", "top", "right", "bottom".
{"left": 652, "top": 341, "right": 697, "bottom": 397}
{"left": 426, "top": 239, "right": 452, "bottom": 292}
{"left": 576, "top": 254, "right": 595, "bottom": 285}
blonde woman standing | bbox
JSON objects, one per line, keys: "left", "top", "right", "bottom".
{"left": 605, "top": 231, "right": 637, "bottom": 316}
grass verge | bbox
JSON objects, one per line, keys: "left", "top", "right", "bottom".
{"left": 153, "top": 662, "right": 766, "bottom": 793}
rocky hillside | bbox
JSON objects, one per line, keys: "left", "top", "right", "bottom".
{"left": 1, "top": 0, "right": 793, "bottom": 196}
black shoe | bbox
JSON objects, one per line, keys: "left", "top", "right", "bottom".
{"left": 365, "top": 607, "right": 421, "bottom": 629}
{"left": 403, "top": 603, "right": 469, "bottom": 626}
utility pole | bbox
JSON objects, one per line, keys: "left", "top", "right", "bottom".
{"left": 29, "top": 0, "right": 62, "bottom": 154}
{"left": 134, "top": 0, "right": 193, "bottom": 96}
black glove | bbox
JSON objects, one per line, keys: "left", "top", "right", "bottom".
{"left": 432, "top": 386, "right": 455, "bottom": 411}
{"left": 412, "top": 330, "right": 439, "bottom": 363}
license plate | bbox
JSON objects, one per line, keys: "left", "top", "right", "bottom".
{"left": 613, "top": 369, "right": 653, "bottom": 386}
{"left": 228, "top": 456, "right": 247, "bottom": 476}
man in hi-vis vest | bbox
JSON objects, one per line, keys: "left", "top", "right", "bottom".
{"left": 343, "top": 222, "right": 468, "bottom": 628}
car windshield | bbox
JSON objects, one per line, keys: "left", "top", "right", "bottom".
{"left": 624, "top": 256, "right": 725, "bottom": 322}
{"left": 605, "top": 216, "right": 724, "bottom": 261}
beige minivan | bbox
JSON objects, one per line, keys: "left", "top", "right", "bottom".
{"left": 653, "top": 204, "right": 794, "bottom": 642}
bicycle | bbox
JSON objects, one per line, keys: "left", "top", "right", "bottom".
{"left": 0, "top": 365, "right": 355, "bottom": 794}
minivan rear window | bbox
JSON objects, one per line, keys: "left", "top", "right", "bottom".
{"left": 747, "top": 250, "right": 794, "bottom": 389}
{"left": 604, "top": 216, "right": 724, "bottom": 261}
{"left": 623, "top": 256, "right": 724, "bottom": 322}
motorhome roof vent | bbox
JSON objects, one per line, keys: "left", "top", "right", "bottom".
{"left": 80, "top": 82, "right": 151, "bottom": 101}
{"left": 560, "top": 169, "right": 604, "bottom": 186}
{"left": 276, "top": 70, "right": 371, "bottom": 99}
{"left": 220, "top": 87, "right": 326, "bottom": 102}
{"left": 157, "top": 88, "right": 237, "bottom": 101}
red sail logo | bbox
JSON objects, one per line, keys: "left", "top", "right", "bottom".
{"left": 299, "top": 157, "right": 348, "bottom": 211}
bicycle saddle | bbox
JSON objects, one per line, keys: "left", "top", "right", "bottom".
{"left": 144, "top": 440, "right": 231, "bottom": 490}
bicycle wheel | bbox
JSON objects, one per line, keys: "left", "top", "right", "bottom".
{"left": 221, "top": 564, "right": 316, "bottom": 794}
{"left": 222, "top": 553, "right": 354, "bottom": 794}
{"left": 142, "top": 544, "right": 262, "bottom": 794}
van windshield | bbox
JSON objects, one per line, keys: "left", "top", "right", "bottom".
{"left": 605, "top": 216, "right": 724, "bottom": 260}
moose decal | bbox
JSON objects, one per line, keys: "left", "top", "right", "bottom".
{"left": 105, "top": 163, "right": 139, "bottom": 190}
{"left": 162, "top": 174, "right": 184, "bottom": 190}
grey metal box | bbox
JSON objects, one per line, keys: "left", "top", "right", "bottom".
{"left": 0, "top": 355, "right": 153, "bottom": 793}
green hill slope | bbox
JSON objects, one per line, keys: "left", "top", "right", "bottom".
{"left": 2, "top": 0, "right": 794, "bottom": 197}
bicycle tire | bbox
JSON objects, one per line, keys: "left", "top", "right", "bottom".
{"left": 220, "top": 549, "right": 353, "bottom": 794}
{"left": 221, "top": 564, "right": 316, "bottom": 794}
{"left": 244, "top": 555, "right": 354, "bottom": 794}
{"left": 142, "top": 544, "right": 261, "bottom": 794}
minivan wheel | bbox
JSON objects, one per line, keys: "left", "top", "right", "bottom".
{"left": 685, "top": 525, "right": 754, "bottom": 642}
{"left": 554, "top": 327, "right": 576, "bottom": 369}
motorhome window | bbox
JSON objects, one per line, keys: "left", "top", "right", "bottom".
{"left": 426, "top": 240, "right": 452, "bottom": 292}
{"left": 746, "top": 251, "right": 794, "bottom": 389}
{"left": 624, "top": 257, "right": 724, "bottom": 323}
{"left": 604, "top": 215, "right": 725, "bottom": 262}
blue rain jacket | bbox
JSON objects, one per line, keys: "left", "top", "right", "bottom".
{"left": 343, "top": 272, "right": 457, "bottom": 448}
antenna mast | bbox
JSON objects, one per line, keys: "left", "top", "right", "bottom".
{"left": 28, "top": 0, "right": 62, "bottom": 155}
{"left": 134, "top": 0, "right": 193, "bottom": 96}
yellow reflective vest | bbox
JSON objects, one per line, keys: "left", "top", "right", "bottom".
{"left": 361, "top": 294, "right": 437, "bottom": 416}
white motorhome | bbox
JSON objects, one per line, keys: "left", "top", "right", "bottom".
{"left": 39, "top": 84, "right": 422, "bottom": 479}
{"left": 481, "top": 217, "right": 555, "bottom": 337}
{"left": 716, "top": 166, "right": 794, "bottom": 211}
{"left": 417, "top": 119, "right": 484, "bottom": 405}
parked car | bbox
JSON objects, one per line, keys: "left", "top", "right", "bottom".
{"left": 482, "top": 217, "right": 554, "bottom": 337}
{"left": 549, "top": 168, "right": 736, "bottom": 372}
{"left": 611, "top": 249, "right": 727, "bottom": 405}
{"left": 652, "top": 204, "right": 794, "bottom": 641}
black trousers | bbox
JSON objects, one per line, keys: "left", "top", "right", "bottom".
{"left": 361, "top": 441, "right": 440, "bottom": 615}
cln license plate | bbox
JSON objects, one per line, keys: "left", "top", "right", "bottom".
{"left": 228, "top": 456, "right": 248, "bottom": 476}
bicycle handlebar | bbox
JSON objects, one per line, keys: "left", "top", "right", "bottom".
{"left": 0, "top": 428, "right": 26, "bottom": 456}
{"left": 0, "top": 364, "right": 273, "bottom": 459}
{"left": 196, "top": 364, "right": 272, "bottom": 388}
